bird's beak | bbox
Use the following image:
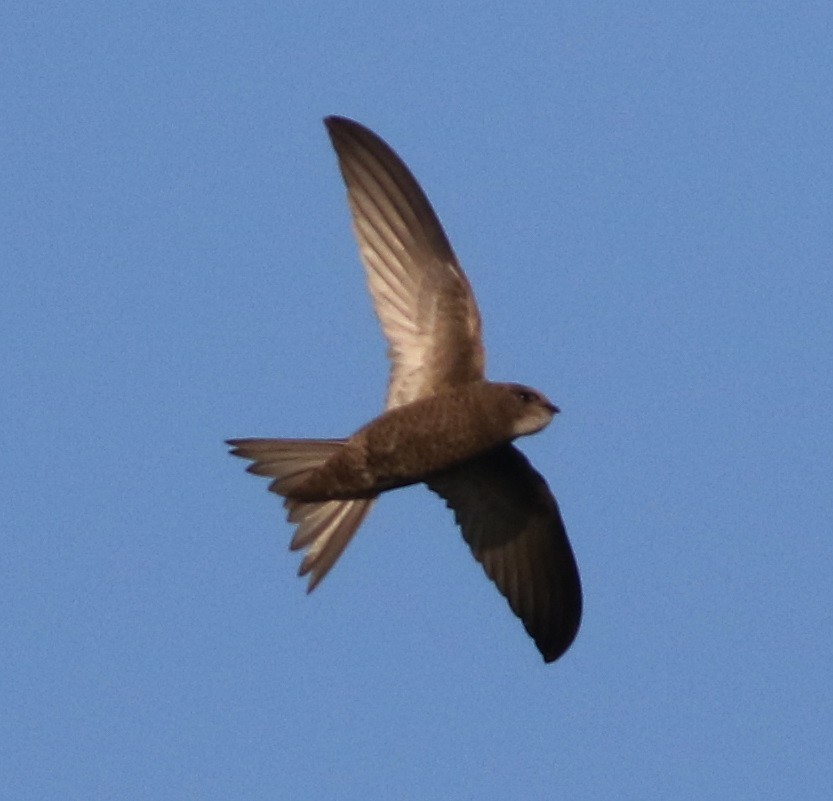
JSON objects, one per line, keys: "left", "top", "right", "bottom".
{"left": 548, "top": 403, "right": 560, "bottom": 415}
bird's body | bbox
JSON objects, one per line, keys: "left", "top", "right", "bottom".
{"left": 228, "top": 117, "right": 582, "bottom": 663}
{"left": 285, "top": 381, "right": 556, "bottom": 501}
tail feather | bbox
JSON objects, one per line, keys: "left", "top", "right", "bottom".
{"left": 289, "top": 497, "right": 374, "bottom": 590}
{"left": 227, "top": 437, "right": 346, "bottom": 496}
{"left": 227, "top": 438, "right": 375, "bottom": 590}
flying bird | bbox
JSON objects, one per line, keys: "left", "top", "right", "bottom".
{"left": 228, "top": 117, "right": 582, "bottom": 663}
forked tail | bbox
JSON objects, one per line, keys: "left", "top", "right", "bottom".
{"left": 227, "top": 438, "right": 375, "bottom": 590}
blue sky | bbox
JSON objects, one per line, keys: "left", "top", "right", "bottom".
{"left": 3, "top": 2, "right": 832, "bottom": 798}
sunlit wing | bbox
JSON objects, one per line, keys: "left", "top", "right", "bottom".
{"left": 325, "top": 116, "right": 485, "bottom": 408}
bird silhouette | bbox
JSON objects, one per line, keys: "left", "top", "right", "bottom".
{"left": 228, "top": 117, "right": 581, "bottom": 663}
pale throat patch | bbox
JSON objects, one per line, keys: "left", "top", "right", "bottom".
{"left": 511, "top": 407, "right": 553, "bottom": 438}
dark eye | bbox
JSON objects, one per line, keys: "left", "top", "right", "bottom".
{"left": 516, "top": 389, "right": 536, "bottom": 403}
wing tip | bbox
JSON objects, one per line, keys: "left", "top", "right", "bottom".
{"left": 536, "top": 595, "right": 583, "bottom": 664}
{"left": 324, "top": 115, "right": 365, "bottom": 143}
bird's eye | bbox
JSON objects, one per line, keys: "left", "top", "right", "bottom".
{"left": 516, "top": 390, "right": 535, "bottom": 403}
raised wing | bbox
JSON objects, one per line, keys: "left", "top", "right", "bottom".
{"left": 427, "top": 444, "right": 582, "bottom": 663}
{"left": 325, "top": 116, "right": 485, "bottom": 409}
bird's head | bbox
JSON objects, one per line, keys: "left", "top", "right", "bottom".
{"left": 500, "top": 383, "right": 560, "bottom": 437}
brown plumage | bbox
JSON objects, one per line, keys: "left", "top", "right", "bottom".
{"left": 228, "top": 117, "right": 582, "bottom": 663}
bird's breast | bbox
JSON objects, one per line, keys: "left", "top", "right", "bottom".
{"left": 289, "top": 385, "right": 516, "bottom": 502}
{"left": 359, "top": 386, "right": 512, "bottom": 489}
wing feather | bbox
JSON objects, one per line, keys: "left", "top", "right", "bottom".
{"left": 325, "top": 116, "right": 485, "bottom": 408}
{"left": 428, "top": 444, "right": 582, "bottom": 663}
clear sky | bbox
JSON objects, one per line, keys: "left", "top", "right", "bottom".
{"left": 3, "top": 2, "right": 832, "bottom": 799}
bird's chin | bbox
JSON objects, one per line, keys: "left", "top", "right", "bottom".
{"left": 511, "top": 410, "right": 554, "bottom": 438}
